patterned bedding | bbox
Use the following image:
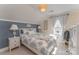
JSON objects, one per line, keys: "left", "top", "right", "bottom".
{"left": 30, "top": 39, "right": 47, "bottom": 50}
{"left": 21, "top": 34, "right": 57, "bottom": 55}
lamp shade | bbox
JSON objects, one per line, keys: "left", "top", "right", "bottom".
{"left": 10, "top": 24, "right": 18, "bottom": 30}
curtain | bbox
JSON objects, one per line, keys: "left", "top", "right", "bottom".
{"left": 52, "top": 14, "right": 69, "bottom": 39}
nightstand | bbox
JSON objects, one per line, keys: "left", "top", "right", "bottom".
{"left": 8, "top": 36, "right": 20, "bottom": 52}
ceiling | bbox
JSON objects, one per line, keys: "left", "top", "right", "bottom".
{"left": 0, "top": 4, "right": 79, "bottom": 24}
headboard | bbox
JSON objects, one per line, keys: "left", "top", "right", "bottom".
{"left": 19, "top": 28, "right": 37, "bottom": 36}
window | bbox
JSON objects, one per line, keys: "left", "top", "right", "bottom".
{"left": 53, "top": 20, "right": 63, "bottom": 38}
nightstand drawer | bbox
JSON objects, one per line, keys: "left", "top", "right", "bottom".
{"left": 9, "top": 43, "right": 15, "bottom": 49}
{"left": 14, "top": 43, "right": 19, "bottom": 47}
{"left": 9, "top": 37, "right": 20, "bottom": 41}
{"left": 9, "top": 37, "right": 20, "bottom": 44}
{"left": 8, "top": 37, "right": 20, "bottom": 52}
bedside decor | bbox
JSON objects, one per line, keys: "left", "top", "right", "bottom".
{"left": 10, "top": 24, "right": 19, "bottom": 37}
{"left": 9, "top": 24, "right": 20, "bottom": 52}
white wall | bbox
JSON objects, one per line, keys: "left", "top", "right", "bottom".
{"left": 65, "top": 9, "right": 79, "bottom": 29}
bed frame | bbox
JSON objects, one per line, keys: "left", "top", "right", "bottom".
{"left": 21, "top": 40, "right": 43, "bottom": 55}
{"left": 19, "top": 28, "right": 53, "bottom": 55}
{"left": 19, "top": 28, "right": 43, "bottom": 55}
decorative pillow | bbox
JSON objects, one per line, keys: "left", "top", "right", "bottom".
{"left": 22, "top": 29, "right": 27, "bottom": 34}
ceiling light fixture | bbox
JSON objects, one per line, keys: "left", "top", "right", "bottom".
{"left": 38, "top": 4, "right": 47, "bottom": 12}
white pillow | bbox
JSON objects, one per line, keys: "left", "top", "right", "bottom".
{"left": 22, "top": 29, "right": 27, "bottom": 34}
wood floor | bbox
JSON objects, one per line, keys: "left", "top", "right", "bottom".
{"left": 0, "top": 46, "right": 35, "bottom": 55}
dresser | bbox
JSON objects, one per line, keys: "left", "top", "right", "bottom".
{"left": 8, "top": 36, "right": 20, "bottom": 52}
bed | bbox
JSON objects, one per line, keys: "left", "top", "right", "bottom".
{"left": 19, "top": 28, "right": 57, "bottom": 55}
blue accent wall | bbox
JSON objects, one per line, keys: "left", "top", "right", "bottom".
{"left": 0, "top": 20, "right": 38, "bottom": 48}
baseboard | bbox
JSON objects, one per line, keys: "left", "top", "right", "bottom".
{"left": 0, "top": 47, "right": 8, "bottom": 52}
